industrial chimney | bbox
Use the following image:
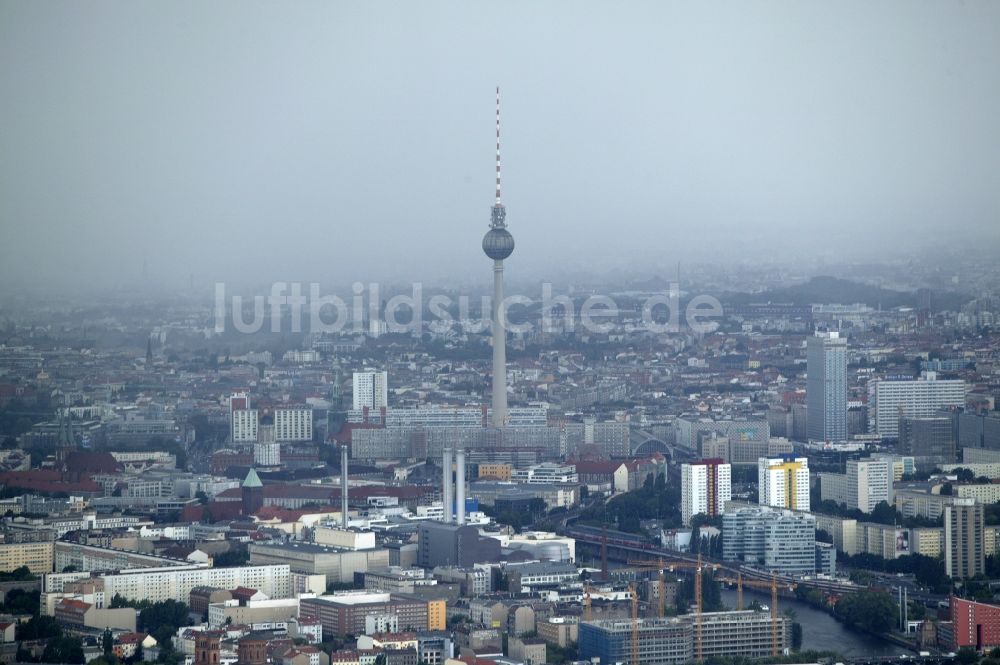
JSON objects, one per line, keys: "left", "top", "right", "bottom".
{"left": 341, "top": 446, "right": 349, "bottom": 528}
{"left": 443, "top": 448, "right": 453, "bottom": 523}
{"left": 456, "top": 448, "right": 466, "bottom": 525}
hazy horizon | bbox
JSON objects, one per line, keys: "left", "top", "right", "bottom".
{"left": 2, "top": 1, "right": 999, "bottom": 294}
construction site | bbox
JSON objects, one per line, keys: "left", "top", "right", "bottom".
{"left": 579, "top": 611, "right": 793, "bottom": 665}
{"left": 579, "top": 555, "right": 797, "bottom": 665}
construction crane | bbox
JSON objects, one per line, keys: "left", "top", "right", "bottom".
{"left": 716, "top": 573, "right": 796, "bottom": 656}
{"left": 623, "top": 557, "right": 668, "bottom": 618}
{"left": 626, "top": 556, "right": 721, "bottom": 613}
{"left": 628, "top": 555, "right": 719, "bottom": 660}
{"left": 582, "top": 583, "right": 615, "bottom": 622}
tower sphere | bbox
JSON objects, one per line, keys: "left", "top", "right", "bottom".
{"left": 483, "top": 227, "right": 514, "bottom": 260}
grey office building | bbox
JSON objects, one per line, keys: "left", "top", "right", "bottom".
{"left": 417, "top": 522, "right": 500, "bottom": 569}
{"left": 959, "top": 411, "right": 986, "bottom": 449}
{"left": 958, "top": 411, "right": 1000, "bottom": 451}
{"left": 815, "top": 542, "right": 836, "bottom": 575}
{"left": 898, "top": 416, "right": 956, "bottom": 466}
{"left": 987, "top": 414, "right": 1000, "bottom": 450}
{"left": 807, "top": 332, "right": 847, "bottom": 442}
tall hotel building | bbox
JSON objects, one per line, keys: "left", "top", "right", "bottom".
{"left": 807, "top": 331, "right": 847, "bottom": 442}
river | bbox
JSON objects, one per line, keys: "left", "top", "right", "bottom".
{"left": 718, "top": 588, "right": 902, "bottom": 659}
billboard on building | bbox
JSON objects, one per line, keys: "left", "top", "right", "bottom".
{"left": 895, "top": 529, "right": 910, "bottom": 557}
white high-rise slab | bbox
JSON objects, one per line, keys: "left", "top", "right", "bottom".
{"left": 353, "top": 370, "right": 388, "bottom": 411}
{"left": 758, "top": 456, "right": 811, "bottom": 512}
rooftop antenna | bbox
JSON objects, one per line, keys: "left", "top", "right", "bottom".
{"left": 495, "top": 85, "right": 502, "bottom": 206}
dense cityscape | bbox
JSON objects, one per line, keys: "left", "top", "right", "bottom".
{"left": 0, "top": 246, "right": 998, "bottom": 665}
{"left": 2, "top": 3, "right": 1000, "bottom": 665}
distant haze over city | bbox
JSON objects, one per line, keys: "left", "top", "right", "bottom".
{"left": 1, "top": 1, "right": 999, "bottom": 294}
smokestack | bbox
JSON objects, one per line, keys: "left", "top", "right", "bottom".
{"left": 456, "top": 448, "right": 466, "bottom": 525}
{"left": 443, "top": 448, "right": 453, "bottom": 523}
{"left": 341, "top": 446, "right": 349, "bottom": 528}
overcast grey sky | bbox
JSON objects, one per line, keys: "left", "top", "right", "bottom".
{"left": 1, "top": 1, "right": 998, "bottom": 292}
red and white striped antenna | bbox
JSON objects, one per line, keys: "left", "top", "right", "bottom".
{"left": 495, "top": 85, "right": 502, "bottom": 206}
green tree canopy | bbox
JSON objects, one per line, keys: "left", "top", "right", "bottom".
{"left": 17, "top": 614, "right": 62, "bottom": 641}
{"left": 41, "top": 636, "right": 85, "bottom": 664}
{"left": 834, "top": 590, "right": 898, "bottom": 634}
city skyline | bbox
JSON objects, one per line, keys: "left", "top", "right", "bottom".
{"left": 1, "top": 3, "right": 1000, "bottom": 664}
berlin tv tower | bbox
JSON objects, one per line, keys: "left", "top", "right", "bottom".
{"left": 481, "top": 86, "right": 515, "bottom": 428}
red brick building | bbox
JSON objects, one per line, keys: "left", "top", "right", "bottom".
{"left": 952, "top": 596, "right": 1000, "bottom": 651}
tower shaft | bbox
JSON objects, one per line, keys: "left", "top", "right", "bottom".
{"left": 492, "top": 259, "right": 507, "bottom": 427}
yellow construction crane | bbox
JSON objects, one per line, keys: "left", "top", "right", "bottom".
{"left": 716, "top": 573, "right": 796, "bottom": 656}
{"left": 582, "top": 583, "right": 616, "bottom": 622}
{"left": 628, "top": 555, "right": 719, "bottom": 660}
{"left": 624, "top": 557, "right": 668, "bottom": 618}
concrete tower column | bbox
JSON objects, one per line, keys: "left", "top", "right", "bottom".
{"left": 456, "top": 448, "right": 466, "bottom": 525}
{"left": 443, "top": 448, "right": 453, "bottom": 523}
{"left": 492, "top": 260, "right": 507, "bottom": 426}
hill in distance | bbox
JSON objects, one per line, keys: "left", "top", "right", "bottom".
{"left": 722, "top": 276, "right": 972, "bottom": 311}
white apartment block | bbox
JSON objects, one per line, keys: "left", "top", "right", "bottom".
{"left": 758, "top": 456, "right": 810, "bottom": 512}
{"left": 511, "top": 463, "right": 579, "bottom": 484}
{"left": 955, "top": 484, "right": 1000, "bottom": 504}
{"left": 847, "top": 457, "right": 893, "bottom": 513}
{"left": 274, "top": 409, "right": 312, "bottom": 442}
{"left": 44, "top": 564, "right": 292, "bottom": 603}
{"left": 353, "top": 371, "right": 388, "bottom": 411}
{"left": 818, "top": 472, "right": 849, "bottom": 505}
{"left": 868, "top": 375, "right": 966, "bottom": 438}
{"left": 232, "top": 409, "right": 259, "bottom": 443}
{"left": 347, "top": 405, "right": 548, "bottom": 428}
{"left": 681, "top": 460, "right": 732, "bottom": 527}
